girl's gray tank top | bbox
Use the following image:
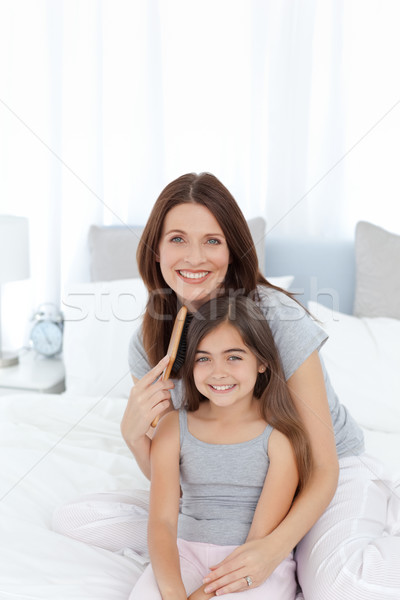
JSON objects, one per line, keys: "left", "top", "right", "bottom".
{"left": 177, "top": 409, "right": 274, "bottom": 546}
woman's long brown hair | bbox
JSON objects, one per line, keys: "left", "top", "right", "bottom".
{"left": 182, "top": 295, "right": 313, "bottom": 493}
{"left": 137, "top": 172, "right": 290, "bottom": 370}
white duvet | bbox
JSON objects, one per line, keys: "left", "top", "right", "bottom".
{"left": 0, "top": 392, "right": 149, "bottom": 600}
{"left": 0, "top": 390, "right": 399, "bottom": 600}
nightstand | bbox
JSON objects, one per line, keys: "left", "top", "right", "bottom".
{"left": 0, "top": 349, "right": 65, "bottom": 395}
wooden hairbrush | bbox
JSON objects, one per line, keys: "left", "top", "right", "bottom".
{"left": 151, "top": 305, "right": 188, "bottom": 427}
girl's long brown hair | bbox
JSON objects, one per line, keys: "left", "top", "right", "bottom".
{"left": 137, "top": 172, "right": 289, "bottom": 369}
{"left": 182, "top": 295, "right": 313, "bottom": 493}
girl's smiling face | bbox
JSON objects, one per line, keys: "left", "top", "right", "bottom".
{"left": 193, "top": 322, "right": 265, "bottom": 411}
{"left": 158, "top": 203, "right": 230, "bottom": 309}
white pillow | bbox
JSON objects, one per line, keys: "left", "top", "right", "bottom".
{"left": 308, "top": 301, "right": 400, "bottom": 432}
{"left": 62, "top": 278, "right": 147, "bottom": 398}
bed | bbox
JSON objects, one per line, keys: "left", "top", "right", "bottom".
{"left": 1, "top": 219, "right": 399, "bottom": 599}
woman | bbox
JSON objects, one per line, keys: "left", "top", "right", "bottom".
{"left": 54, "top": 173, "right": 399, "bottom": 599}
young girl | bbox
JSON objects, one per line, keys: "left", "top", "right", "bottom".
{"left": 129, "top": 295, "right": 311, "bottom": 600}
{"left": 54, "top": 172, "right": 400, "bottom": 599}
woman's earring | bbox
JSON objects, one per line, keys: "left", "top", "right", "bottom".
{"left": 259, "top": 365, "right": 266, "bottom": 373}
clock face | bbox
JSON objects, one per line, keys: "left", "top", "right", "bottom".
{"left": 31, "top": 320, "right": 63, "bottom": 357}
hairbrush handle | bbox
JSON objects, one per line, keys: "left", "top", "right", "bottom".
{"left": 151, "top": 306, "right": 188, "bottom": 427}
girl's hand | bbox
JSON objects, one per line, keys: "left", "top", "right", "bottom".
{"left": 203, "top": 538, "right": 282, "bottom": 596}
{"left": 121, "top": 355, "right": 174, "bottom": 448}
{"left": 187, "top": 585, "right": 215, "bottom": 600}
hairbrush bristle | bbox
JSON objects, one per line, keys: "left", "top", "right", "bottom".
{"left": 171, "top": 313, "right": 192, "bottom": 374}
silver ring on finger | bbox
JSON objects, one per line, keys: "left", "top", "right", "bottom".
{"left": 244, "top": 576, "right": 253, "bottom": 587}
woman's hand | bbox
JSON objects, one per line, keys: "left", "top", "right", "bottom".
{"left": 203, "top": 538, "right": 283, "bottom": 596}
{"left": 120, "top": 355, "right": 174, "bottom": 474}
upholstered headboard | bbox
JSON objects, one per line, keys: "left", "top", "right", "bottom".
{"left": 264, "top": 238, "right": 355, "bottom": 315}
{"left": 88, "top": 221, "right": 356, "bottom": 315}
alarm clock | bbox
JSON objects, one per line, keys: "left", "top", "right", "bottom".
{"left": 30, "top": 303, "right": 64, "bottom": 357}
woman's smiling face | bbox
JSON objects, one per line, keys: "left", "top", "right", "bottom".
{"left": 158, "top": 203, "right": 231, "bottom": 308}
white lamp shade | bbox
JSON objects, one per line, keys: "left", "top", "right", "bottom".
{"left": 0, "top": 215, "right": 30, "bottom": 284}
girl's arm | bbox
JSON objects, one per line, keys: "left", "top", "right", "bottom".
{"left": 148, "top": 411, "right": 187, "bottom": 600}
{"left": 120, "top": 355, "right": 175, "bottom": 479}
{"left": 202, "top": 350, "right": 339, "bottom": 596}
{"left": 246, "top": 429, "right": 299, "bottom": 542}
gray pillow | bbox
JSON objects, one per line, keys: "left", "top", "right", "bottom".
{"left": 353, "top": 221, "right": 400, "bottom": 319}
{"left": 89, "top": 217, "right": 266, "bottom": 282}
{"left": 89, "top": 225, "right": 144, "bottom": 281}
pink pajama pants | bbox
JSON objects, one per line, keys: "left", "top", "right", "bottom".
{"left": 128, "top": 538, "right": 297, "bottom": 600}
{"left": 52, "top": 454, "right": 400, "bottom": 599}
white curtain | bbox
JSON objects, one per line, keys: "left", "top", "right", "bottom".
{"left": 1, "top": 0, "right": 400, "bottom": 348}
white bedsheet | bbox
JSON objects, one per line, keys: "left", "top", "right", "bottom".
{"left": 0, "top": 392, "right": 149, "bottom": 600}
{"left": 0, "top": 392, "right": 398, "bottom": 600}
